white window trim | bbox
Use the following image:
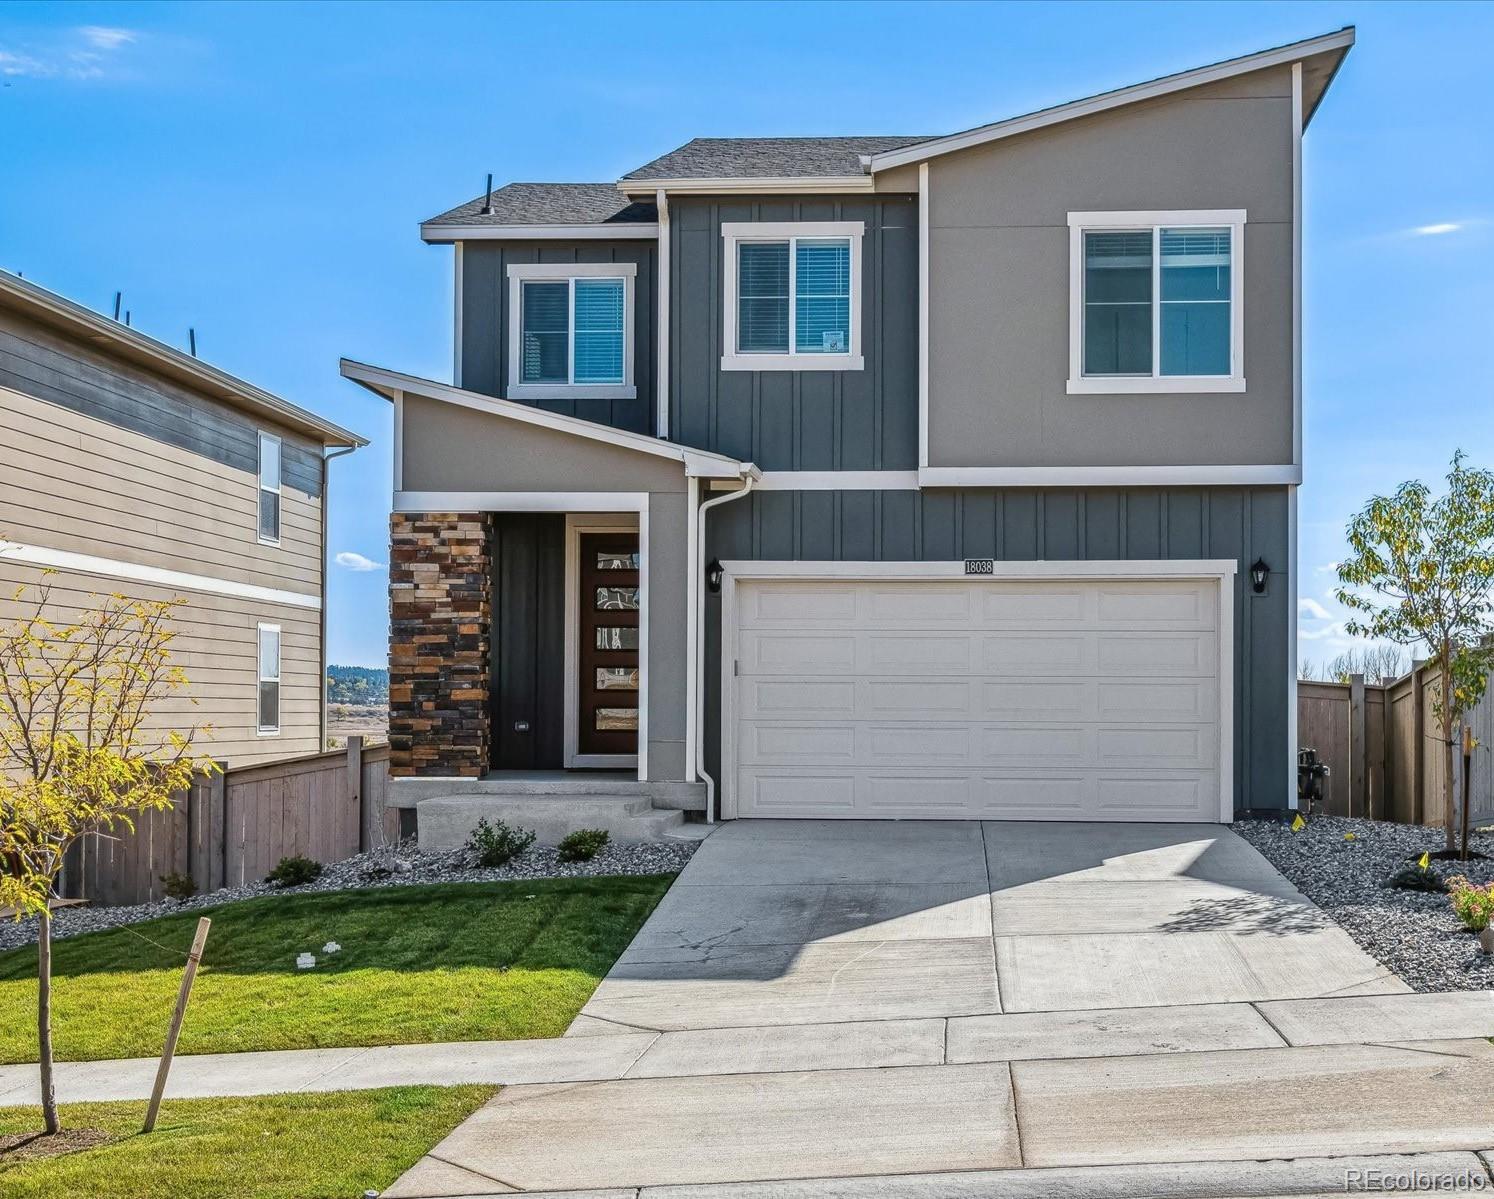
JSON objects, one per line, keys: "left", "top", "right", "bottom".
{"left": 506, "top": 262, "right": 637, "bottom": 401}
{"left": 257, "top": 431, "right": 282, "bottom": 547}
{"left": 1067, "top": 209, "right": 1246, "bottom": 395}
{"left": 257, "top": 622, "right": 281, "bottom": 737}
{"left": 720, "top": 220, "right": 865, "bottom": 372}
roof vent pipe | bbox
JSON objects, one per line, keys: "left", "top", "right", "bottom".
{"left": 480, "top": 173, "right": 494, "bottom": 216}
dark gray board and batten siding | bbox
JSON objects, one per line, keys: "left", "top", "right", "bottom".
{"left": 668, "top": 195, "right": 919, "bottom": 472}
{"left": 704, "top": 486, "right": 1292, "bottom": 812}
{"left": 0, "top": 309, "right": 323, "bottom": 495}
{"left": 457, "top": 241, "right": 657, "bottom": 436}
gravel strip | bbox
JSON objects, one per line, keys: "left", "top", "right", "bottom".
{"left": 0, "top": 838, "right": 698, "bottom": 953}
{"left": 1236, "top": 815, "right": 1494, "bottom": 992}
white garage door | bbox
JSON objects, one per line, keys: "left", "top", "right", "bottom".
{"left": 726, "top": 573, "right": 1227, "bottom": 822}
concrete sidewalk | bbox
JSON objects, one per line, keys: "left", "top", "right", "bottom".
{"left": 3, "top": 990, "right": 1492, "bottom": 1108}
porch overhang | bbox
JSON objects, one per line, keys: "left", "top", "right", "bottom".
{"left": 339, "top": 359, "right": 759, "bottom": 481}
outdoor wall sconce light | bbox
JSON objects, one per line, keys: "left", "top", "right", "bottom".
{"left": 1249, "top": 558, "right": 1270, "bottom": 594}
{"left": 706, "top": 558, "right": 724, "bottom": 594}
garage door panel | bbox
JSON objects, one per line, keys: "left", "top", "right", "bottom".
{"left": 729, "top": 575, "right": 1224, "bottom": 823}
{"left": 1097, "top": 679, "right": 1214, "bottom": 722}
{"left": 741, "top": 680, "right": 858, "bottom": 719}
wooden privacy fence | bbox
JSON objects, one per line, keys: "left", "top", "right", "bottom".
{"left": 66, "top": 738, "right": 395, "bottom": 907}
{"left": 1297, "top": 663, "right": 1494, "bottom": 829}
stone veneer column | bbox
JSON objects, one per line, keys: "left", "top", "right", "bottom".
{"left": 388, "top": 512, "right": 493, "bottom": 778}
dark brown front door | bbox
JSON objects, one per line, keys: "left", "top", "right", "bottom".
{"left": 578, "top": 532, "right": 640, "bottom": 758}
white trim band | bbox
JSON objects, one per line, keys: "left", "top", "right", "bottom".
{"left": 395, "top": 491, "right": 650, "bottom": 514}
{"left": 918, "top": 465, "right": 1302, "bottom": 487}
{"left": 422, "top": 223, "right": 659, "bottom": 242}
{"left": 0, "top": 541, "right": 323, "bottom": 610}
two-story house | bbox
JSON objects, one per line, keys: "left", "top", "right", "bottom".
{"left": 343, "top": 28, "right": 1353, "bottom": 838}
{"left": 1, "top": 271, "right": 366, "bottom": 767}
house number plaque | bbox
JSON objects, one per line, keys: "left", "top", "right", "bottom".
{"left": 964, "top": 559, "right": 994, "bottom": 575}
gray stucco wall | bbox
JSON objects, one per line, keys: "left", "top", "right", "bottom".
{"left": 458, "top": 240, "right": 656, "bottom": 435}
{"left": 396, "top": 392, "right": 690, "bottom": 781}
{"left": 927, "top": 64, "right": 1296, "bottom": 469}
{"left": 703, "top": 485, "right": 1292, "bottom": 812}
{"left": 669, "top": 194, "right": 918, "bottom": 471}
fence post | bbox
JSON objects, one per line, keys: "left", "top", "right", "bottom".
{"left": 208, "top": 760, "right": 229, "bottom": 892}
{"left": 1348, "top": 673, "right": 1366, "bottom": 819}
{"left": 349, "top": 736, "right": 366, "bottom": 853}
{"left": 1411, "top": 660, "right": 1427, "bottom": 826}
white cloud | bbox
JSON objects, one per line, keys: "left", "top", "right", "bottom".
{"left": 335, "top": 551, "right": 384, "bottom": 573}
{"left": 1298, "top": 597, "right": 1333, "bottom": 621}
{"left": 1411, "top": 222, "right": 1461, "bottom": 236}
{"left": 79, "top": 27, "right": 136, "bottom": 51}
{"left": 0, "top": 25, "right": 140, "bottom": 80}
{"left": 1313, "top": 561, "right": 1340, "bottom": 575}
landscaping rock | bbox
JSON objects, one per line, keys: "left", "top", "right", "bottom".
{"left": 1236, "top": 815, "right": 1494, "bottom": 993}
{"left": 0, "top": 836, "right": 698, "bottom": 952}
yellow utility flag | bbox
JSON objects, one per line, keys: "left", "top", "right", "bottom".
{"left": 1291, "top": 814, "right": 1306, "bottom": 832}
{"left": 1418, "top": 851, "right": 1431, "bottom": 869}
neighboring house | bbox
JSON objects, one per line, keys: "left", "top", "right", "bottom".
{"left": 0, "top": 272, "right": 366, "bottom": 767}
{"left": 343, "top": 28, "right": 1353, "bottom": 830}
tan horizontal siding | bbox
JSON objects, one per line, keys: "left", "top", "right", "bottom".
{"left": 0, "top": 559, "right": 322, "bottom": 768}
{"left": 2, "top": 386, "right": 323, "bottom": 594}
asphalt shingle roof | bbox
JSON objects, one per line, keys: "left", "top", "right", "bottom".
{"left": 423, "top": 183, "right": 657, "bottom": 228}
{"left": 620, "top": 136, "right": 934, "bottom": 181}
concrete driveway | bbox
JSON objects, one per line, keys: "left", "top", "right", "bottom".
{"left": 392, "top": 821, "right": 1494, "bottom": 1197}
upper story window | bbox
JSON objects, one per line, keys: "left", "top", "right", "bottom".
{"left": 1067, "top": 210, "right": 1245, "bottom": 395}
{"left": 506, "top": 262, "right": 637, "bottom": 401}
{"left": 721, "top": 221, "right": 864, "bottom": 372}
{"left": 257, "top": 431, "right": 281, "bottom": 544}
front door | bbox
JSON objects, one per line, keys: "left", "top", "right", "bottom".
{"left": 577, "top": 532, "right": 640, "bottom": 758}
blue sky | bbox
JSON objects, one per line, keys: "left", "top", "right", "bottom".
{"left": 2, "top": 1, "right": 1489, "bottom": 668}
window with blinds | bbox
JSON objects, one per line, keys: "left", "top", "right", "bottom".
{"left": 732, "top": 234, "right": 853, "bottom": 360}
{"left": 520, "top": 276, "right": 626, "bottom": 386}
{"left": 1078, "top": 220, "right": 1236, "bottom": 383}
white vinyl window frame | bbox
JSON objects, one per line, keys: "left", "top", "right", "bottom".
{"left": 256, "top": 622, "right": 281, "bottom": 736}
{"left": 720, "top": 220, "right": 865, "bottom": 372}
{"left": 1067, "top": 209, "right": 1246, "bottom": 395}
{"left": 506, "top": 262, "right": 637, "bottom": 401}
{"left": 257, "top": 430, "right": 282, "bottom": 546}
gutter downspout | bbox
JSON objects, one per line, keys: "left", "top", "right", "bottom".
{"left": 319, "top": 444, "right": 359, "bottom": 750}
{"left": 693, "top": 474, "right": 755, "bottom": 823}
{"left": 655, "top": 189, "right": 670, "bottom": 439}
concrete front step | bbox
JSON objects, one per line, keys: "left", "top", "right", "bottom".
{"left": 393, "top": 773, "right": 706, "bottom": 810}
{"left": 416, "top": 794, "right": 686, "bottom": 849}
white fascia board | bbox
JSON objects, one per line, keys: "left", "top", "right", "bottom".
{"left": 867, "top": 27, "right": 1355, "bottom": 172}
{"left": 710, "top": 471, "right": 919, "bottom": 491}
{"left": 918, "top": 465, "right": 1302, "bottom": 487}
{"left": 338, "top": 359, "right": 754, "bottom": 480}
{"left": 396, "top": 491, "right": 649, "bottom": 513}
{"left": 619, "top": 176, "right": 874, "bottom": 196}
{"left": 421, "top": 223, "right": 659, "bottom": 243}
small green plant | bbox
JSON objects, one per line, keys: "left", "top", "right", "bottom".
{"left": 1447, "top": 875, "right": 1494, "bottom": 931}
{"left": 557, "top": 828, "right": 610, "bottom": 863}
{"left": 265, "top": 855, "right": 322, "bottom": 887}
{"left": 1386, "top": 862, "right": 1446, "bottom": 892}
{"left": 465, "top": 817, "right": 535, "bottom": 867}
{"left": 158, "top": 871, "right": 197, "bottom": 901}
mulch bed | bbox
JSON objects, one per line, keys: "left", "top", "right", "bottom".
{"left": 0, "top": 1126, "right": 114, "bottom": 1162}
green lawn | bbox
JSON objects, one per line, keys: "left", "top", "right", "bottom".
{"left": 0, "top": 1086, "right": 494, "bottom": 1199}
{"left": 0, "top": 876, "right": 672, "bottom": 1063}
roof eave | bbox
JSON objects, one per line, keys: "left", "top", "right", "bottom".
{"left": 0, "top": 271, "right": 366, "bottom": 448}
{"left": 339, "top": 359, "right": 756, "bottom": 481}
{"left": 865, "top": 26, "right": 1356, "bottom": 173}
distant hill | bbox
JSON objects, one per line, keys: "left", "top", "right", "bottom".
{"left": 327, "top": 665, "right": 389, "bottom": 705}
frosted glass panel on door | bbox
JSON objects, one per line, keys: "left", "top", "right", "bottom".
{"left": 595, "top": 586, "right": 639, "bottom": 611}
{"left": 595, "top": 627, "right": 639, "bottom": 651}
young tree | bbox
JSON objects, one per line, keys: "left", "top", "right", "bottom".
{"left": 0, "top": 578, "right": 213, "bottom": 1135}
{"left": 1336, "top": 453, "right": 1494, "bottom": 851}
